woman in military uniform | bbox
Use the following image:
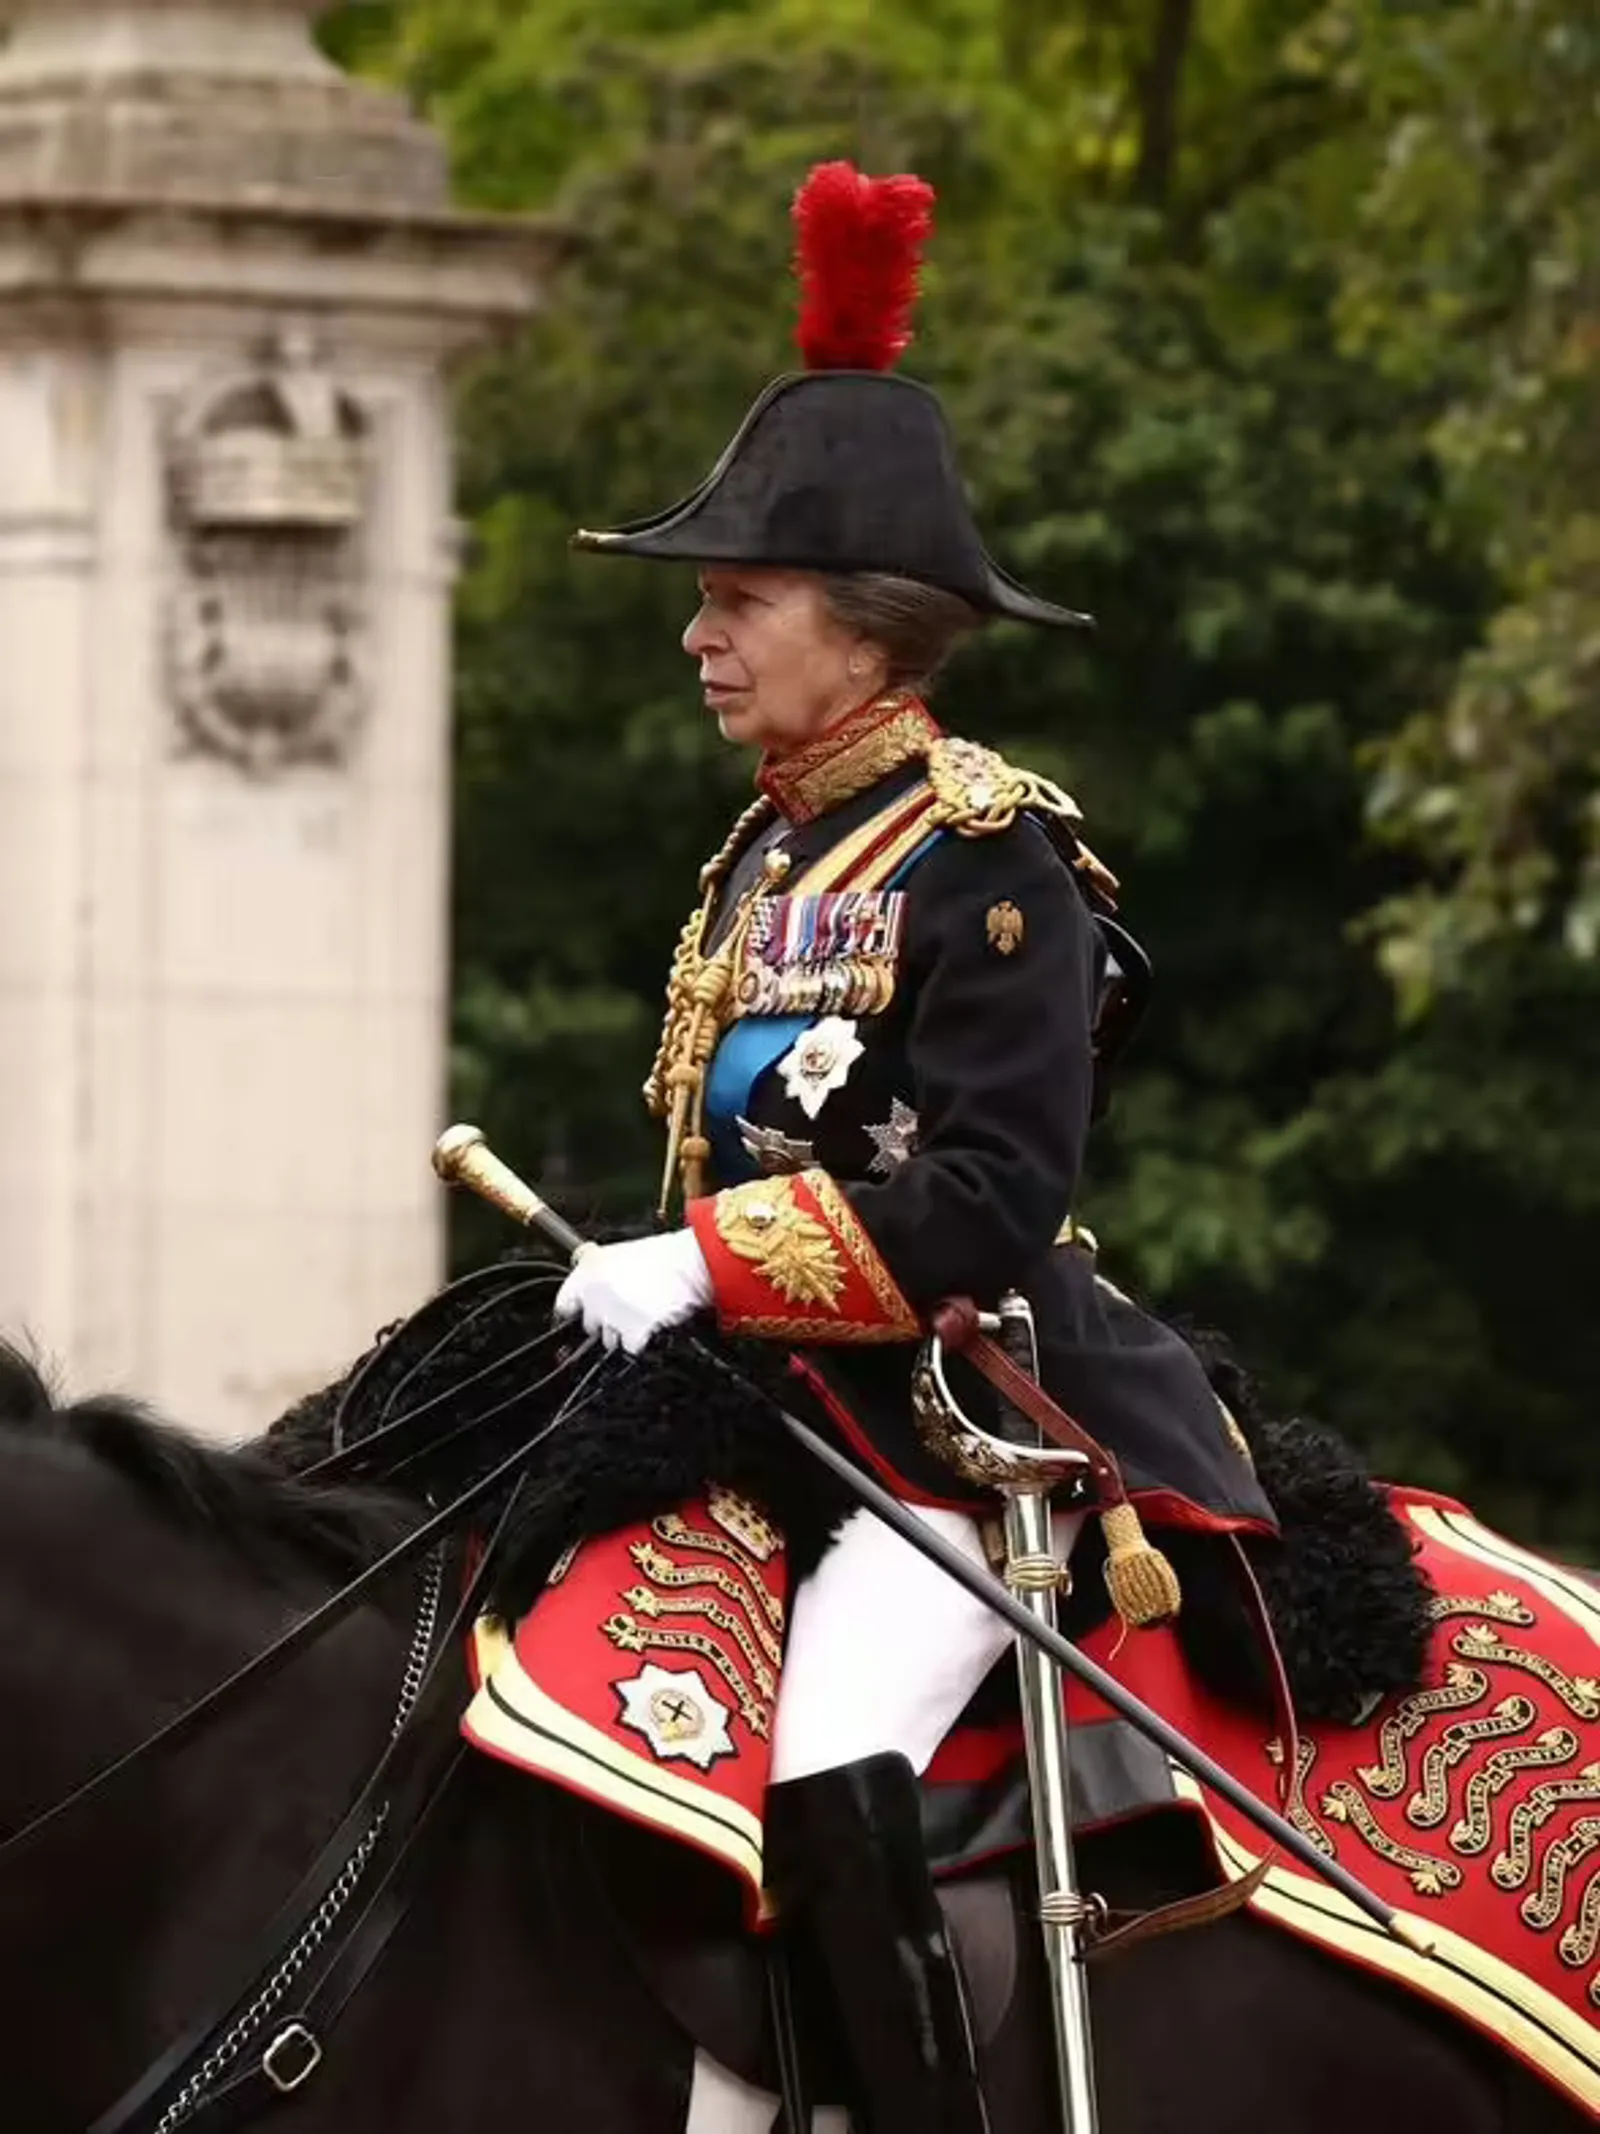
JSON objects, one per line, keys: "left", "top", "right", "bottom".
{"left": 555, "top": 162, "right": 1274, "bottom": 2133}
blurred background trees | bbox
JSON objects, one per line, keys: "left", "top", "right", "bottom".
{"left": 322, "top": 0, "right": 1600, "bottom": 1549}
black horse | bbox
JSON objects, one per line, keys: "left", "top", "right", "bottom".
{"left": 0, "top": 1307, "right": 1583, "bottom": 2134}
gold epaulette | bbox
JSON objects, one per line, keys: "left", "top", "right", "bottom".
{"left": 926, "top": 737, "right": 1119, "bottom": 903}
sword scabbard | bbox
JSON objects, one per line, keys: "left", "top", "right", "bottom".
{"left": 991, "top": 1288, "right": 1102, "bottom": 2134}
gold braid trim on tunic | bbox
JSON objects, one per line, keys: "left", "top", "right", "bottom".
{"left": 645, "top": 718, "right": 1114, "bottom": 1213}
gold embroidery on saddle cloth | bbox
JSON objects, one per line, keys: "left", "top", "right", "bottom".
{"left": 1429, "top": 1589, "right": 1538, "bottom": 1628}
{"left": 621, "top": 1586, "right": 778, "bottom": 1700}
{"left": 653, "top": 1513, "right": 785, "bottom": 1632}
{"left": 629, "top": 1541, "right": 784, "bottom": 1661}
{"left": 1449, "top": 1728, "right": 1579, "bottom": 1854}
{"left": 1522, "top": 1817, "right": 1600, "bottom": 1931}
{"left": 1559, "top": 1871, "right": 1600, "bottom": 1969}
{"left": 1265, "top": 1736, "right": 1335, "bottom": 1858}
{"left": 1493, "top": 1765, "right": 1600, "bottom": 1888}
{"left": 713, "top": 1177, "right": 845, "bottom": 1310}
{"left": 1356, "top": 1663, "right": 1490, "bottom": 1799}
{"left": 603, "top": 1612, "right": 770, "bottom": 1739}
{"left": 1405, "top": 1697, "right": 1538, "bottom": 1829}
{"left": 1320, "top": 1782, "right": 1463, "bottom": 1896}
{"left": 706, "top": 1486, "right": 782, "bottom": 1564}
{"left": 1451, "top": 1625, "right": 1600, "bottom": 1720}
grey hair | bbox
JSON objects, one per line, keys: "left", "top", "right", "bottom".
{"left": 821, "top": 573, "right": 984, "bottom": 692}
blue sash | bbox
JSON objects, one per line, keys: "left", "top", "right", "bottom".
{"left": 704, "top": 1015, "right": 814, "bottom": 1181}
{"left": 702, "top": 827, "right": 944, "bottom": 1182}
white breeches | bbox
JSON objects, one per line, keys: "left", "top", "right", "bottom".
{"left": 771, "top": 1504, "right": 1083, "bottom": 1784}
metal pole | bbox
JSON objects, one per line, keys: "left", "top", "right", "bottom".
{"left": 1005, "top": 1483, "right": 1100, "bottom": 2131}
{"left": 992, "top": 1291, "right": 1100, "bottom": 2133}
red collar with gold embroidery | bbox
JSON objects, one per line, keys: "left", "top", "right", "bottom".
{"left": 757, "top": 692, "right": 942, "bottom": 826}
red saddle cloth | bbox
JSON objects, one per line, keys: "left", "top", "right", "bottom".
{"left": 465, "top": 1487, "right": 788, "bottom": 1912}
{"left": 463, "top": 1487, "right": 1600, "bottom": 2120}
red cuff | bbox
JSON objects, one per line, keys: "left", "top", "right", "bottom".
{"left": 688, "top": 1170, "right": 920, "bottom": 1343}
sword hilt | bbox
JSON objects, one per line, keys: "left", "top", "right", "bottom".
{"left": 431, "top": 1125, "right": 591, "bottom": 1263}
{"left": 992, "top": 1291, "right": 1043, "bottom": 1450}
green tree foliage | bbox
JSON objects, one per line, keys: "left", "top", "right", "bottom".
{"left": 321, "top": 0, "right": 1600, "bottom": 1548}
{"left": 1316, "top": 4, "right": 1600, "bottom": 1002}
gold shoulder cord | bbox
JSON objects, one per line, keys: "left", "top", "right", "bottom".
{"left": 926, "top": 737, "right": 1119, "bottom": 902}
{"left": 645, "top": 738, "right": 1118, "bottom": 1218}
{"left": 645, "top": 794, "right": 787, "bottom": 1216}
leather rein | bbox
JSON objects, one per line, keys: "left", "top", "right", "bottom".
{"left": 11, "top": 1288, "right": 606, "bottom": 2134}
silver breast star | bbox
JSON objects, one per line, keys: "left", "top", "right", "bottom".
{"left": 864, "top": 1098, "right": 920, "bottom": 1176}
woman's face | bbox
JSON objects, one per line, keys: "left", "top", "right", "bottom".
{"left": 682, "top": 566, "right": 886, "bottom": 756}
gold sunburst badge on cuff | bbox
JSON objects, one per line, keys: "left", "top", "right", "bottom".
{"left": 687, "top": 1171, "right": 920, "bottom": 1342}
{"left": 712, "top": 1177, "right": 846, "bottom": 1309}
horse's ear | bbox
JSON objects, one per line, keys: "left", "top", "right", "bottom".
{"left": 0, "top": 1340, "right": 58, "bottom": 1424}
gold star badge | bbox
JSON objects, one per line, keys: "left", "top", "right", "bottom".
{"left": 986, "top": 901, "right": 1024, "bottom": 955}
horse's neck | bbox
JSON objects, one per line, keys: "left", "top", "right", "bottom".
{"left": 0, "top": 1441, "right": 412, "bottom": 2122}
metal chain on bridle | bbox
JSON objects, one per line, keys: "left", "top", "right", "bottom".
{"left": 150, "top": 1547, "right": 445, "bottom": 2133}
{"left": 2, "top": 1257, "right": 617, "bottom": 2134}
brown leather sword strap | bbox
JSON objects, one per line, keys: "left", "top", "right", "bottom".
{"left": 1087, "top": 1538, "right": 1300, "bottom": 1959}
{"left": 930, "top": 1298, "right": 1127, "bottom": 1504}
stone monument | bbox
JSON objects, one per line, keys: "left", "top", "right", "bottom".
{"left": 0, "top": 0, "right": 550, "bottom": 1433}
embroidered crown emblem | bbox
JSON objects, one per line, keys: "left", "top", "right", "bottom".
{"left": 707, "top": 1486, "right": 783, "bottom": 1564}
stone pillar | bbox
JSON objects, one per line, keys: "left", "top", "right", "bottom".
{"left": 0, "top": 0, "right": 548, "bottom": 1432}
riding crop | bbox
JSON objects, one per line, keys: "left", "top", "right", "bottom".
{"left": 432, "top": 1124, "right": 1435, "bottom": 1959}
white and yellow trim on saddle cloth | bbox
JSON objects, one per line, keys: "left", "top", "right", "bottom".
{"left": 462, "top": 1498, "right": 791, "bottom": 1925}
{"left": 466, "top": 1616, "right": 768, "bottom": 1904}
{"left": 1162, "top": 1497, "right": 1600, "bottom": 2120}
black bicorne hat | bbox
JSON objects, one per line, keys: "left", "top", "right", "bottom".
{"left": 572, "top": 162, "right": 1090, "bottom": 630}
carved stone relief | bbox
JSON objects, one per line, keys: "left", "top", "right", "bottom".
{"left": 165, "top": 331, "right": 372, "bottom": 775}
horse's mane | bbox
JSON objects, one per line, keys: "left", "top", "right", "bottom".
{"left": 0, "top": 1342, "right": 414, "bottom": 1582}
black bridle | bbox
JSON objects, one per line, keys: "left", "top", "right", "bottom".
{"left": 0, "top": 1287, "right": 584, "bottom": 1867}
{"left": 6, "top": 1278, "right": 610, "bottom": 2133}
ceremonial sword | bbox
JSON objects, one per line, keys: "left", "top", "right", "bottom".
{"left": 990, "top": 1292, "right": 1101, "bottom": 2129}
{"left": 431, "top": 1124, "right": 1433, "bottom": 1961}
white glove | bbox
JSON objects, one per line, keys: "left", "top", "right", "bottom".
{"left": 553, "top": 1229, "right": 714, "bottom": 1355}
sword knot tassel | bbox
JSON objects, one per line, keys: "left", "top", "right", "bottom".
{"left": 1100, "top": 1501, "right": 1182, "bottom": 1629}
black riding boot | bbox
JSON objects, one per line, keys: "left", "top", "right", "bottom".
{"left": 766, "top": 1751, "right": 989, "bottom": 2134}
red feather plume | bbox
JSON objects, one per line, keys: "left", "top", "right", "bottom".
{"left": 792, "top": 160, "right": 936, "bottom": 373}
